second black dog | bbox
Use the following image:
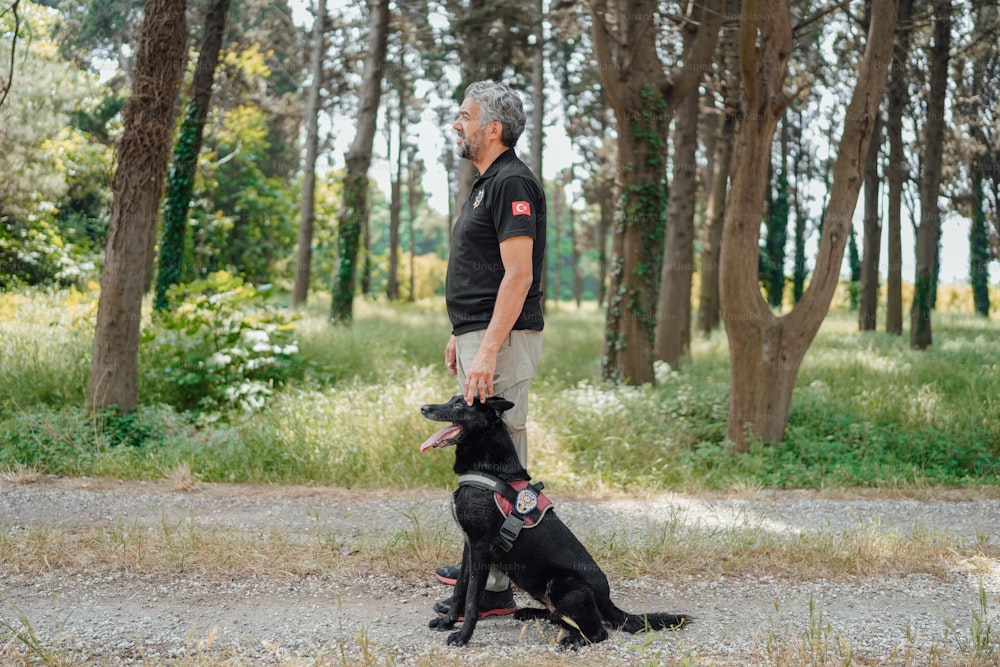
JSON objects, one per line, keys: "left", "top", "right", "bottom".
{"left": 420, "top": 395, "right": 688, "bottom": 648}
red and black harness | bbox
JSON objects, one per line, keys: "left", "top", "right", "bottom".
{"left": 456, "top": 472, "right": 553, "bottom": 552}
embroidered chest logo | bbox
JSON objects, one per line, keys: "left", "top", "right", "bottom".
{"left": 472, "top": 188, "right": 484, "bottom": 209}
{"left": 511, "top": 200, "right": 531, "bottom": 216}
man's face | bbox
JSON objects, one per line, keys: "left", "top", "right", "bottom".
{"left": 453, "top": 99, "right": 492, "bottom": 161}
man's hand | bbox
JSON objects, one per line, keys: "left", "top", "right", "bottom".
{"left": 463, "top": 348, "right": 497, "bottom": 405}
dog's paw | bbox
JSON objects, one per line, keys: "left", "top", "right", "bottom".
{"left": 446, "top": 631, "right": 470, "bottom": 646}
{"left": 429, "top": 616, "right": 456, "bottom": 631}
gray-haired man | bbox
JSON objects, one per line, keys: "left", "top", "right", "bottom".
{"left": 434, "top": 80, "right": 546, "bottom": 619}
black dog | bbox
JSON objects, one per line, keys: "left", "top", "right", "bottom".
{"left": 420, "top": 395, "right": 688, "bottom": 648}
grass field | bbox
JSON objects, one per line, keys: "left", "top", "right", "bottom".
{"left": 1, "top": 287, "right": 998, "bottom": 492}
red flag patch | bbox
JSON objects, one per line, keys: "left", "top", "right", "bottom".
{"left": 511, "top": 201, "right": 531, "bottom": 216}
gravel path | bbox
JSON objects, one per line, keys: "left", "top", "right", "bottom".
{"left": 2, "top": 478, "right": 999, "bottom": 665}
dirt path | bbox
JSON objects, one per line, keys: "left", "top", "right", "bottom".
{"left": 2, "top": 478, "right": 999, "bottom": 665}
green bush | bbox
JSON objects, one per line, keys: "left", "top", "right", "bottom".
{"left": 141, "top": 272, "right": 305, "bottom": 417}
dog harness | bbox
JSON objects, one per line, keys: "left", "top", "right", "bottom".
{"left": 457, "top": 472, "right": 553, "bottom": 552}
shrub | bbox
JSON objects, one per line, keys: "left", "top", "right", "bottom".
{"left": 141, "top": 272, "right": 304, "bottom": 417}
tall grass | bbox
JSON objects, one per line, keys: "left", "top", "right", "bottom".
{"left": 1, "top": 289, "right": 998, "bottom": 490}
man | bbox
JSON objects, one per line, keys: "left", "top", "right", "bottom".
{"left": 434, "top": 80, "right": 546, "bottom": 619}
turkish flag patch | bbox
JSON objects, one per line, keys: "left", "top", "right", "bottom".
{"left": 511, "top": 201, "right": 531, "bottom": 216}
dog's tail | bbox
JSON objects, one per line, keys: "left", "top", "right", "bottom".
{"left": 606, "top": 605, "right": 689, "bottom": 633}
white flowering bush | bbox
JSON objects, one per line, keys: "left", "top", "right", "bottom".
{"left": 142, "top": 272, "right": 304, "bottom": 416}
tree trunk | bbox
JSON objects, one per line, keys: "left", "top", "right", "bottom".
{"left": 655, "top": 88, "right": 700, "bottom": 367}
{"left": 971, "top": 166, "right": 990, "bottom": 316}
{"left": 858, "top": 113, "right": 882, "bottom": 330}
{"left": 590, "top": 0, "right": 723, "bottom": 384}
{"left": 551, "top": 178, "right": 564, "bottom": 304}
{"left": 699, "top": 21, "right": 739, "bottom": 334}
{"left": 292, "top": 0, "right": 325, "bottom": 307}
{"left": 387, "top": 93, "right": 406, "bottom": 301}
{"left": 407, "top": 155, "right": 420, "bottom": 301}
{"left": 330, "top": 0, "right": 389, "bottom": 323}
{"left": 910, "top": 0, "right": 950, "bottom": 350}
{"left": 87, "top": 0, "right": 188, "bottom": 412}
{"left": 154, "top": 0, "right": 229, "bottom": 310}
{"left": 884, "top": 0, "right": 911, "bottom": 335}
{"left": 720, "top": 0, "right": 897, "bottom": 448}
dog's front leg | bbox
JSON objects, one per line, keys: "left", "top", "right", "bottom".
{"left": 429, "top": 543, "right": 470, "bottom": 632}
{"left": 446, "top": 544, "right": 491, "bottom": 646}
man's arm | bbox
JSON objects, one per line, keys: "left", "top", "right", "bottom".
{"left": 462, "top": 234, "right": 533, "bottom": 404}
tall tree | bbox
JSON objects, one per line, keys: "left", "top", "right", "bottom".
{"left": 154, "top": 0, "right": 231, "bottom": 311}
{"left": 698, "top": 14, "right": 739, "bottom": 334}
{"left": 330, "top": 0, "right": 389, "bottom": 323}
{"left": 654, "top": 80, "right": 701, "bottom": 368}
{"left": 719, "top": 0, "right": 898, "bottom": 448}
{"left": 590, "top": 0, "right": 723, "bottom": 384}
{"left": 858, "top": 113, "right": 882, "bottom": 330}
{"left": 910, "top": 0, "right": 951, "bottom": 350}
{"left": 884, "top": 0, "right": 913, "bottom": 335}
{"left": 292, "top": 0, "right": 326, "bottom": 306}
{"left": 386, "top": 89, "right": 408, "bottom": 301}
{"left": 87, "top": 0, "right": 188, "bottom": 412}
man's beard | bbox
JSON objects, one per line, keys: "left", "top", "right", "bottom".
{"left": 457, "top": 128, "right": 485, "bottom": 161}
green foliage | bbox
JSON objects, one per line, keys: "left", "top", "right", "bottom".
{"left": 2, "top": 289, "right": 999, "bottom": 489}
{"left": 141, "top": 272, "right": 305, "bottom": 416}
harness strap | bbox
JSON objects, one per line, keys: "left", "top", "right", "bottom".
{"left": 457, "top": 472, "right": 548, "bottom": 552}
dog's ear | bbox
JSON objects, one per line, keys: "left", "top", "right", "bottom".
{"left": 485, "top": 396, "right": 515, "bottom": 413}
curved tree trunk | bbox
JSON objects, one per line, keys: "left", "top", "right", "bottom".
{"left": 87, "top": 0, "right": 188, "bottom": 412}
{"left": 720, "top": 0, "right": 897, "bottom": 448}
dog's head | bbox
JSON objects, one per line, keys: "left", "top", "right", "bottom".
{"left": 419, "top": 395, "right": 514, "bottom": 452}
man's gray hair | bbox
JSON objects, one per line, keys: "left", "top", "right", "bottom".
{"left": 464, "top": 80, "right": 526, "bottom": 148}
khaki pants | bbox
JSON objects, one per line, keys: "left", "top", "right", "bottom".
{"left": 454, "top": 329, "right": 542, "bottom": 467}
{"left": 454, "top": 328, "right": 542, "bottom": 591}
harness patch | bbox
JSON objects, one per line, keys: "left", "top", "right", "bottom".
{"left": 494, "top": 479, "right": 552, "bottom": 527}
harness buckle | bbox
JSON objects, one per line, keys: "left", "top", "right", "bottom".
{"left": 497, "top": 514, "right": 524, "bottom": 552}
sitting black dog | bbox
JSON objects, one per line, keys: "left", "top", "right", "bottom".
{"left": 420, "top": 395, "right": 688, "bottom": 648}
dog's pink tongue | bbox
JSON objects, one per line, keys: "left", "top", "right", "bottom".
{"left": 420, "top": 425, "right": 462, "bottom": 452}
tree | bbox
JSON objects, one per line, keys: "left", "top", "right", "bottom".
{"left": 293, "top": 0, "right": 326, "bottom": 307}
{"left": 698, "top": 12, "right": 739, "bottom": 334}
{"left": 884, "top": 0, "right": 913, "bottom": 335}
{"left": 590, "top": 0, "right": 723, "bottom": 384}
{"left": 910, "top": 0, "right": 951, "bottom": 350}
{"left": 654, "top": 78, "right": 701, "bottom": 368}
{"left": 155, "top": 0, "right": 231, "bottom": 311}
{"left": 858, "top": 113, "right": 882, "bottom": 330}
{"left": 87, "top": 0, "right": 188, "bottom": 412}
{"left": 330, "top": 0, "right": 389, "bottom": 323}
{"left": 719, "top": 0, "right": 898, "bottom": 448}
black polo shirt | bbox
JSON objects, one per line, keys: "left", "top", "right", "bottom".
{"left": 446, "top": 149, "right": 546, "bottom": 335}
